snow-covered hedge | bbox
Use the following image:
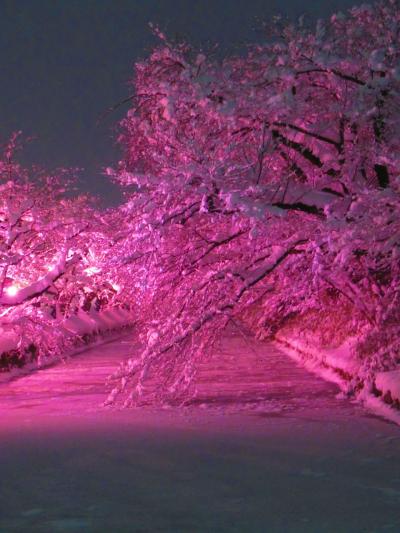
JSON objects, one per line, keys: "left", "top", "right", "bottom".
{"left": 0, "top": 307, "right": 134, "bottom": 375}
{"left": 274, "top": 317, "right": 400, "bottom": 423}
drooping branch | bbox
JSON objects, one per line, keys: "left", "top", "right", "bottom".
{"left": 191, "top": 228, "right": 248, "bottom": 266}
{"left": 272, "top": 201, "right": 325, "bottom": 217}
{"left": 271, "top": 130, "right": 324, "bottom": 168}
{"left": 107, "top": 1, "right": 400, "bottom": 405}
{"left": 296, "top": 67, "right": 366, "bottom": 87}
{"left": 143, "top": 239, "right": 308, "bottom": 361}
{"left": 0, "top": 251, "right": 80, "bottom": 307}
{"left": 273, "top": 122, "right": 340, "bottom": 150}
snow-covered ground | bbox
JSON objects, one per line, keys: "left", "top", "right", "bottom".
{"left": 0, "top": 332, "right": 399, "bottom": 532}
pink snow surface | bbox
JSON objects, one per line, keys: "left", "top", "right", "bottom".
{"left": 0, "top": 329, "right": 380, "bottom": 421}
{"left": 0, "top": 329, "right": 341, "bottom": 416}
{"left": 1, "top": 332, "right": 400, "bottom": 532}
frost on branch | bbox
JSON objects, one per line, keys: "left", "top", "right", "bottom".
{"left": 106, "top": 1, "right": 400, "bottom": 406}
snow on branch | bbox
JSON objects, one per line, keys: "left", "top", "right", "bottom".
{"left": 0, "top": 251, "right": 78, "bottom": 306}
{"left": 106, "top": 0, "right": 400, "bottom": 404}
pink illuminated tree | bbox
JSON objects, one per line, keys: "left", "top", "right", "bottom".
{"left": 106, "top": 1, "right": 400, "bottom": 404}
{"left": 0, "top": 135, "right": 118, "bottom": 360}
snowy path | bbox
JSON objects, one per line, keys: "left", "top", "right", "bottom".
{"left": 0, "top": 332, "right": 399, "bottom": 532}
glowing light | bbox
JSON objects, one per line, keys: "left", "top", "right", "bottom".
{"left": 5, "top": 285, "right": 19, "bottom": 297}
{"left": 84, "top": 267, "right": 101, "bottom": 276}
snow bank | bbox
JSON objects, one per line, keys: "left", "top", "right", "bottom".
{"left": 58, "top": 308, "right": 133, "bottom": 337}
{"left": 274, "top": 331, "right": 360, "bottom": 392}
{"left": 0, "top": 307, "right": 134, "bottom": 376}
{"left": 375, "top": 370, "right": 400, "bottom": 407}
{"left": 275, "top": 331, "right": 400, "bottom": 426}
{"left": 60, "top": 311, "right": 99, "bottom": 337}
{"left": 64, "top": 307, "right": 134, "bottom": 338}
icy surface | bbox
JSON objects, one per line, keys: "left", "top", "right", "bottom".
{"left": 0, "top": 332, "right": 400, "bottom": 532}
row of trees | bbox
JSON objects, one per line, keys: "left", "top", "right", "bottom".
{"left": 2, "top": 1, "right": 399, "bottom": 405}
{"left": 106, "top": 0, "right": 400, "bottom": 404}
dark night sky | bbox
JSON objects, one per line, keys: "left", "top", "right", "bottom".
{"left": 1, "top": 0, "right": 357, "bottom": 205}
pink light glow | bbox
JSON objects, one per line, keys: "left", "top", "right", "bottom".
{"left": 5, "top": 285, "right": 19, "bottom": 297}
{"left": 84, "top": 266, "right": 101, "bottom": 275}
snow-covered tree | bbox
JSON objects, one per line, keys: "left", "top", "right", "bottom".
{"left": 0, "top": 135, "right": 117, "bottom": 360}
{"left": 107, "top": 1, "right": 400, "bottom": 404}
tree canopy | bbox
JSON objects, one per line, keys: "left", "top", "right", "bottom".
{"left": 106, "top": 0, "right": 400, "bottom": 405}
{"left": 1, "top": 1, "right": 399, "bottom": 406}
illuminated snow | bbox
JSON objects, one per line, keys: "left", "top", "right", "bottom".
{"left": 0, "top": 333, "right": 400, "bottom": 532}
